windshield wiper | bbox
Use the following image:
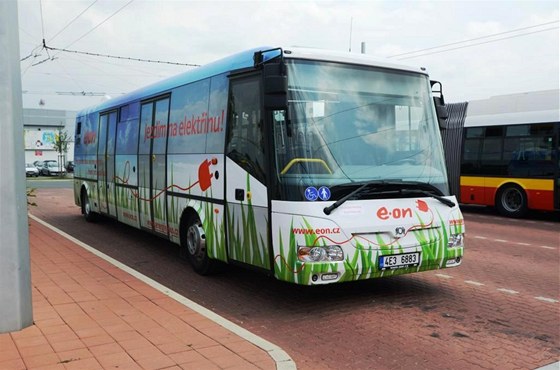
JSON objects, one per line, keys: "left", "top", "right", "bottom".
{"left": 400, "top": 189, "right": 455, "bottom": 208}
{"left": 323, "top": 180, "right": 455, "bottom": 215}
{"left": 323, "top": 180, "right": 382, "bottom": 215}
{"left": 323, "top": 180, "right": 401, "bottom": 215}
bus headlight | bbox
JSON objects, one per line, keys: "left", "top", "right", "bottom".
{"left": 448, "top": 233, "right": 464, "bottom": 249}
{"left": 298, "top": 245, "right": 344, "bottom": 262}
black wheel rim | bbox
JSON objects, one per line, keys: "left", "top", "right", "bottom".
{"left": 502, "top": 188, "right": 522, "bottom": 213}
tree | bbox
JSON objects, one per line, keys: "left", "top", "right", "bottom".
{"left": 53, "top": 128, "right": 70, "bottom": 177}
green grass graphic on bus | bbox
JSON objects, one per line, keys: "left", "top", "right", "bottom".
{"left": 227, "top": 173, "right": 270, "bottom": 269}
{"left": 273, "top": 206, "right": 464, "bottom": 285}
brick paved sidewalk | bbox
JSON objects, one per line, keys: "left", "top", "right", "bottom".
{"left": 0, "top": 219, "right": 282, "bottom": 370}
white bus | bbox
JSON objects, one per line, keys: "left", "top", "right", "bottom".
{"left": 73, "top": 46, "right": 464, "bottom": 285}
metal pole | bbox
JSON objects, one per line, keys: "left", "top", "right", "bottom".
{"left": 349, "top": 17, "right": 353, "bottom": 52}
{"left": 0, "top": 0, "right": 33, "bottom": 333}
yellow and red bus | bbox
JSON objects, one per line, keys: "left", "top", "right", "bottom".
{"left": 457, "top": 90, "right": 559, "bottom": 217}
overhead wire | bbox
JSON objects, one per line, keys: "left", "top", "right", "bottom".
{"left": 26, "top": 0, "right": 200, "bottom": 68}
{"left": 22, "top": 0, "right": 97, "bottom": 63}
{"left": 387, "top": 20, "right": 560, "bottom": 60}
{"left": 44, "top": 45, "right": 201, "bottom": 67}
{"left": 39, "top": 0, "right": 46, "bottom": 41}
{"left": 48, "top": 0, "right": 98, "bottom": 42}
{"left": 396, "top": 26, "right": 559, "bottom": 60}
{"left": 58, "top": 0, "right": 134, "bottom": 51}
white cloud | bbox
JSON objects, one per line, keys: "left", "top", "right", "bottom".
{"left": 17, "top": 0, "right": 559, "bottom": 110}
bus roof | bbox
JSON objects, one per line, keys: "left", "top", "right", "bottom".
{"left": 76, "top": 46, "right": 429, "bottom": 117}
{"left": 464, "top": 89, "right": 560, "bottom": 127}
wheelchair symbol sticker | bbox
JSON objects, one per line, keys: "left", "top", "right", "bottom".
{"left": 305, "top": 187, "right": 319, "bottom": 201}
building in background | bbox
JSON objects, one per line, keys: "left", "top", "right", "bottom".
{"left": 23, "top": 108, "right": 76, "bottom": 166}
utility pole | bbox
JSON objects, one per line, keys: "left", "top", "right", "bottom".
{"left": 0, "top": 0, "right": 33, "bottom": 332}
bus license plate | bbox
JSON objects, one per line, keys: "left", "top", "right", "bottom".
{"left": 378, "top": 252, "right": 420, "bottom": 270}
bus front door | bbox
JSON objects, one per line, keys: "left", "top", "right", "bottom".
{"left": 224, "top": 75, "right": 271, "bottom": 270}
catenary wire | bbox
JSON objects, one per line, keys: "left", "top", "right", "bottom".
{"left": 58, "top": 0, "right": 134, "bottom": 52}
{"left": 44, "top": 45, "right": 201, "bottom": 67}
{"left": 48, "top": 0, "right": 99, "bottom": 42}
{"left": 396, "top": 26, "right": 558, "bottom": 60}
{"left": 388, "top": 20, "right": 559, "bottom": 58}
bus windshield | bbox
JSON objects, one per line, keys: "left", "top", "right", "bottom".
{"left": 273, "top": 59, "right": 450, "bottom": 201}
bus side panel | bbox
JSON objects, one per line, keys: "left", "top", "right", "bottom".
{"left": 459, "top": 178, "right": 490, "bottom": 205}
{"left": 461, "top": 176, "right": 555, "bottom": 211}
{"left": 526, "top": 185, "right": 555, "bottom": 211}
{"left": 224, "top": 160, "right": 270, "bottom": 269}
{"left": 167, "top": 154, "right": 227, "bottom": 262}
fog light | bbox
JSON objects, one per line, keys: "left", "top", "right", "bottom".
{"left": 448, "top": 233, "right": 464, "bottom": 249}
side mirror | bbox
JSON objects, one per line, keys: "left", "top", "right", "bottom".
{"left": 263, "top": 62, "right": 288, "bottom": 110}
{"left": 430, "top": 80, "right": 448, "bottom": 130}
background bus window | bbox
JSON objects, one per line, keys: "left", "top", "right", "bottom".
{"left": 461, "top": 137, "right": 482, "bottom": 175}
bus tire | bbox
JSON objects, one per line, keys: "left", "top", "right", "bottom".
{"left": 180, "top": 213, "right": 217, "bottom": 275}
{"left": 81, "top": 189, "right": 98, "bottom": 222}
{"left": 496, "top": 184, "right": 527, "bottom": 218}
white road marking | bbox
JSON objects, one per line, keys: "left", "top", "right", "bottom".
{"left": 535, "top": 297, "right": 559, "bottom": 303}
{"left": 497, "top": 288, "right": 519, "bottom": 295}
{"left": 435, "top": 273, "right": 453, "bottom": 279}
{"left": 465, "top": 280, "right": 485, "bottom": 286}
{"left": 473, "top": 237, "right": 558, "bottom": 250}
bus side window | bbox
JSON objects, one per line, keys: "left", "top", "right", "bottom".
{"left": 226, "top": 76, "right": 265, "bottom": 183}
{"left": 75, "top": 121, "right": 82, "bottom": 145}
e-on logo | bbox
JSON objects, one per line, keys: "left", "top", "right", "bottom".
{"left": 376, "top": 199, "right": 431, "bottom": 220}
{"left": 376, "top": 206, "right": 413, "bottom": 220}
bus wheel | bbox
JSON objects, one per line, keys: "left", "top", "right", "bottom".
{"left": 81, "top": 189, "right": 98, "bottom": 222}
{"left": 181, "top": 215, "right": 216, "bottom": 275}
{"left": 496, "top": 185, "right": 527, "bottom": 218}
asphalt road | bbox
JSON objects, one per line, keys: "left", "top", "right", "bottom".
{"left": 28, "top": 188, "right": 559, "bottom": 370}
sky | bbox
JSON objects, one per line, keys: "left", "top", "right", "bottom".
{"left": 17, "top": 0, "right": 560, "bottom": 112}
